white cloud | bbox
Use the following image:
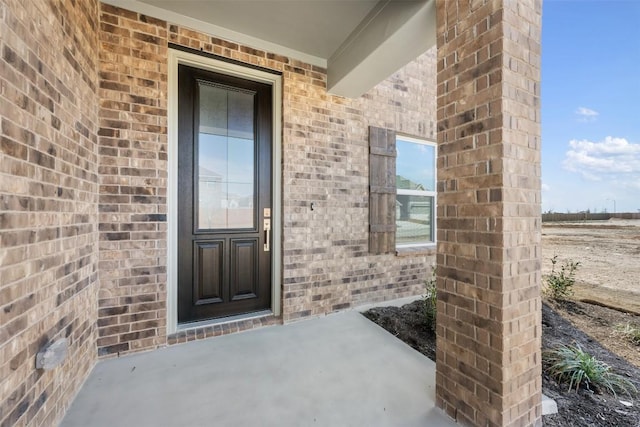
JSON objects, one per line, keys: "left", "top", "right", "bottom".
{"left": 575, "top": 107, "right": 599, "bottom": 122}
{"left": 563, "top": 137, "right": 640, "bottom": 180}
{"left": 544, "top": 137, "right": 640, "bottom": 213}
{"left": 541, "top": 183, "right": 550, "bottom": 191}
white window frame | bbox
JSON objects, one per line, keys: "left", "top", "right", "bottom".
{"left": 395, "top": 135, "right": 437, "bottom": 250}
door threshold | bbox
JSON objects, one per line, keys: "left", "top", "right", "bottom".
{"left": 176, "top": 310, "right": 274, "bottom": 332}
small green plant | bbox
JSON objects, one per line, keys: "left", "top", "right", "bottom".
{"left": 544, "top": 255, "right": 580, "bottom": 300}
{"left": 615, "top": 323, "right": 640, "bottom": 346}
{"left": 424, "top": 267, "right": 437, "bottom": 333}
{"left": 544, "top": 344, "right": 637, "bottom": 397}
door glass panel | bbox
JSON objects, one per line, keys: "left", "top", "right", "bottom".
{"left": 197, "top": 81, "right": 255, "bottom": 230}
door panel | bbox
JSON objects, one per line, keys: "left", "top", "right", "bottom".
{"left": 178, "top": 64, "right": 272, "bottom": 324}
{"left": 230, "top": 239, "right": 258, "bottom": 301}
{"left": 194, "top": 240, "right": 224, "bottom": 304}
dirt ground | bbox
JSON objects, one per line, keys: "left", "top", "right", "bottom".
{"left": 543, "top": 219, "right": 640, "bottom": 368}
{"left": 364, "top": 219, "right": 640, "bottom": 426}
{"left": 542, "top": 300, "right": 640, "bottom": 426}
{"left": 364, "top": 299, "right": 640, "bottom": 426}
{"left": 542, "top": 219, "right": 640, "bottom": 314}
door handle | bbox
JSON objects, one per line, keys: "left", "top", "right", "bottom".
{"left": 263, "top": 218, "right": 271, "bottom": 252}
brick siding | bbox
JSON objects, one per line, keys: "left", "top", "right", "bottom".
{"left": 96, "top": 3, "right": 169, "bottom": 357}
{"left": 0, "top": 1, "right": 546, "bottom": 426}
{"left": 0, "top": 0, "right": 100, "bottom": 426}
{"left": 435, "top": 0, "right": 542, "bottom": 425}
{"left": 95, "top": 5, "right": 437, "bottom": 355}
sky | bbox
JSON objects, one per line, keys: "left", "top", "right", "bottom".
{"left": 541, "top": 1, "right": 640, "bottom": 213}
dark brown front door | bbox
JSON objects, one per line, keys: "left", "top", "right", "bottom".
{"left": 178, "top": 64, "right": 272, "bottom": 324}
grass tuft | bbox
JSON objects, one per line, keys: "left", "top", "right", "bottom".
{"left": 544, "top": 344, "right": 637, "bottom": 397}
{"left": 615, "top": 322, "right": 640, "bottom": 346}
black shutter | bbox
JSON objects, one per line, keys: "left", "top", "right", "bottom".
{"left": 369, "top": 126, "right": 396, "bottom": 254}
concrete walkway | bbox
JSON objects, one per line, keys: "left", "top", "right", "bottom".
{"left": 61, "top": 310, "right": 457, "bottom": 427}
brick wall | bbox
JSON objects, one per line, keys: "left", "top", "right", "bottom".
{"left": 96, "top": 4, "right": 169, "bottom": 357}
{"left": 96, "top": 4, "right": 437, "bottom": 354}
{"left": 0, "top": 0, "right": 100, "bottom": 426}
{"left": 435, "top": 0, "right": 542, "bottom": 425}
{"left": 0, "top": 1, "right": 545, "bottom": 425}
{"left": 281, "top": 55, "right": 437, "bottom": 321}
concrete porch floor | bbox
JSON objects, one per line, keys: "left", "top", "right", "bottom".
{"left": 61, "top": 309, "right": 457, "bottom": 427}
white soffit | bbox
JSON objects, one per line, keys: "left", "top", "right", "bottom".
{"left": 101, "top": 0, "right": 437, "bottom": 98}
{"left": 327, "top": 0, "right": 436, "bottom": 98}
{"left": 103, "top": 0, "right": 380, "bottom": 67}
{"left": 142, "top": 0, "right": 379, "bottom": 59}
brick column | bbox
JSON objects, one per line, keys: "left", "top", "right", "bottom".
{"left": 435, "top": 1, "right": 542, "bottom": 426}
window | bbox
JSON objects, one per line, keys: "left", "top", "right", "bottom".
{"left": 368, "top": 127, "right": 436, "bottom": 254}
{"left": 395, "top": 136, "right": 436, "bottom": 248}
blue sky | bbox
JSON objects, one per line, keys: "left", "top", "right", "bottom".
{"left": 541, "top": 1, "right": 640, "bottom": 213}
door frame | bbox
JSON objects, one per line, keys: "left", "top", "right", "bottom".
{"left": 167, "top": 48, "right": 282, "bottom": 334}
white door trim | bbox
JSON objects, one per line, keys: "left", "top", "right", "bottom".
{"left": 167, "top": 48, "right": 283, "bottom": 335}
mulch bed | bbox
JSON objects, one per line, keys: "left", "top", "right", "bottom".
{"left": 363, "top": 300, "right": 640, "bottom": 426}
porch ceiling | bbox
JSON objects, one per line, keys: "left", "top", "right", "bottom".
{"left": 102, "top": 0, "right": 436, "bottom": 97}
